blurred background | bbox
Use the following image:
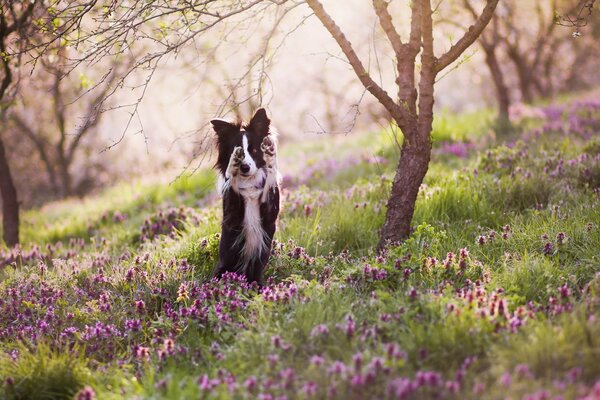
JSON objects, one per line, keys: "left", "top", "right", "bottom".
{"left": 3, "top": 0, "right": 599, "bottom": 208}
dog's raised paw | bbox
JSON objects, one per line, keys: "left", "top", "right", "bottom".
{"left": 261, "top": 136, "right": 275, "bottom": 156}
{"left": 232, "top": 146, "right": 244, "bottom": 164}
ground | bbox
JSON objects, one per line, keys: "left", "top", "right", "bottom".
{"left": 0, "top": 95, "right": 599, "bottom": 399}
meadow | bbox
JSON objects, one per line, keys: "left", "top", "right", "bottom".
{"left": 1, "top": 96, "right": 599, "bottom": 399}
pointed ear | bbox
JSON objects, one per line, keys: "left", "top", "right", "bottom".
{"left": 248, "top": 108, "right": 270, "bottom": 136}
{"left": 211, "top": 119, "right": 235, "bottom": 135}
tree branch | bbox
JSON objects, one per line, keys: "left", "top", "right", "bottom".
{"left": 372, "top": 0, "right": 403, "bottom": 57}
{"left": 305, "top": 0, "right": 405, "bottom": 126}
{"left": 417, "top": 0, "right": 435, "bottom": 145}
{"left": 5, "top": 1, "right": 38, "bottom": 35}
{"left": 11, "top": 114, "right": 57, "bottom": 189}
{"left": 436, "top": 0, "right": 499, "bottom": 73}
{"left": 408, "top": 0, "right": 422, "bottom": 51}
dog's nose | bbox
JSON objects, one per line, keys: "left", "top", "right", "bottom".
{"left": 240, "top": 163, "right": 250, "bottom": 174}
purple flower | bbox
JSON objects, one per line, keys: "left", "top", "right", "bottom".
{"left": 515, "top": 363, "right": 534, "bottom": 379}
{"left": 310, "top": 324, "right": 329, "bottom": 337}
{"left": 350, "top": 373, "right": 365, "bottom": 387}
{"left": 500, "top": 372, "right": 512, "bottom": 387}
{"left": 407, "top": 287, "right": 418, "bottom": 299}
{"left": 328, "top": 361, "right": 347, "bottom": 376}
{"left": 124, "top": 319, "right": 141, "bottom": 332}
{"left": 352, "top": 352, "right": 363, "bottom": 371}
{"left": 244, "top": 376, "right": 257, "bottom": 391}
{"left": 445, "top": 380, "right": 460, "bottom": 393}
{"left": 387, "top": 378, "right": 413, "bottom": 399}
{"left": 135, "top": 300, "right": 145, "bottom": 313}
{"left": 558, "top": 284, "right": 571, "bottom": 298}
{"left": 75, "top": 386, "right": 96, "bottom": 400}
{"left": 367, "top": 357, "right": 384, "bottom": 373}
{"left": 385, "top": 343, "right": 406, "bottom": 360}
{"left": 301, "top": 381, "right": 318, "bottom": 396}
{"left": 310, "top": 355, "right": 325, "bottom": 367}
{"left": 197, "top": 374, "right": 220, "bottom": 391}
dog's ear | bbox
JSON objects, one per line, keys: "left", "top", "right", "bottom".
{"left": 211, "top": 119, "right": 235, "bottom": 135}
{"left": 247, "top": 108, "right": 270, "bottom": 136}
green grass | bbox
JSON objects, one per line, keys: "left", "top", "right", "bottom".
{"left": 0, "top": 344, "right": 93, "bottom": 400}
{"left": 2, "top": 100, "right": 600, "bottom": 399}
{"left": 20, "top": 171, "right": 216, "bottom": 245}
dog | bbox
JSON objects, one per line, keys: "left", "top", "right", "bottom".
{"left": 211, "top": 108, "right": 280, "bottom": 285}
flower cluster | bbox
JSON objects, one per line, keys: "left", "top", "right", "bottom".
{"left": 140, "top": 206, "right": 201, "bottom": 241}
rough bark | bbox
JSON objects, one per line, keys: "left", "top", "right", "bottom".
{"left": 378, "top": 140, "right": 431, "bottom": 246}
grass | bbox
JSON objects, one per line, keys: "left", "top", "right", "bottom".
{"left": 1, "top": 97, "right": 599, "bottom": 399}
{"left": 0, "top": 344, "right": 94, "bottom": 400}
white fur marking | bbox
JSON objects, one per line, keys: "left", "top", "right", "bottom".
{"left": 242, "top": 134, "right": 257, "bottom": 176}
{"left": 241, "top": 196, "right": 267, "bottom": 264}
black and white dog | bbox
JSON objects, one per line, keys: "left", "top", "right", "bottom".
{"left": 211, "top": 108, "right": 280, "bottom": 285}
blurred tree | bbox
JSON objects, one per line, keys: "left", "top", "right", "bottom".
{"left": 460, "top": 3, "right": 510, "bottom": 123}
{"left": 499, "top": 1, "right": 564, "bottom": 102}
{"left": 0, "top": 1, "right": 39, "bottom": 246}
{"left": 491, "top": 0, "right": 598, "bottom": 103}
{"left": 450, "top": 0, "right": 599, "bottom": 118}
{"left": 305, "top": 0, "right": 498, "bottom": 249}
{"left": 0, "top": 0, "right": 100, "bottom": 245}
{"left": 10, "top": 46, "right": 129, "bottom": 198}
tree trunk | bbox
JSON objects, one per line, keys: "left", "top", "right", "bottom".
{"left": 378, "top": 137, "right": 431, "bottom": 250}
{"left": 483, "top": 46, "right": 510, "bottom": 122}
{"left": 0, "top": 136, "right": 19, "bottom": 246}
{"left": 58, "top": 159, "right": 72, "bottom": 197}
{"left": 507, "top": 49, "right": 534, "bottom": 103}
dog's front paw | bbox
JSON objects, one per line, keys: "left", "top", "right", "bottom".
{"left": 228, "top": 146, "right": 244, "bottom": 177}
{"left": 261, "top": 136, "right": 276, "bottom": 157}
{"left": 232, "top": 146, "right": 244, "bottom": 164}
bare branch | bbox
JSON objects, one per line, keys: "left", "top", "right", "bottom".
{"left": 408, "top": 0, "right": 422, "bottom": 51}
{"left": 555, "top": 0, "right": 596, "bottom": 35}
{"left": 372, "top": 0, "right": 403, "bottom": 57}
{"left": 435, "top": 0, "right": 499, "bottom": 73}
{"left": 305, "top": 0, "right": 405, "bottom": 126}
{"left": 11, "top": 114, "right": 57, "bottom": 188}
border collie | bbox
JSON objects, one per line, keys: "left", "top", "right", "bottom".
{"left": 211, "top": 108, "right": 280, "bottom": 285}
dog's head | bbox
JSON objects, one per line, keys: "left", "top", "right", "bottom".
{"left": 212, "top": 108, "right": 271, "bottom": 178}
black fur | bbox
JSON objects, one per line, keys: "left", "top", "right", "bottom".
{"left": 210, "top": 108, "right": 280, "bottom": 285}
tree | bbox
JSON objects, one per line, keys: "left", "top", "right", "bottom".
{"left": 489, "top": 0, "right": 594, "bottom": 103}
{"left": 10, "top": 46, "right": 130, "bottom": 198}
{"left": 304, "top": 0, "right": 499, "bottom": 250}
{"left": 461, "top": 3, "right": 510, "bottom": 122}
{"left": 0, "top": 1, "right": 39, "bottom": 246}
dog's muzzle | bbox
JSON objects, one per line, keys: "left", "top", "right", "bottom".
{"left": 240, "top": 163, "right": 251, "bottom": 174}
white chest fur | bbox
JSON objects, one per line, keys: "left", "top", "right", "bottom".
{"left": 240, "top": 195, "right": 265, "bottom": 262}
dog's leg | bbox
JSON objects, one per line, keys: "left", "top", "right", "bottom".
{"left": 213, "top": 188, "right": 245, "bottom": 279}
{"left": 261, "top": 136, "right": 277, "bottom": 169}
{"left": 226, "top": 146, "right": 245, "bottom": 179}
{"left": 261, "top": 136, "right": 278, "bottom": 203}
